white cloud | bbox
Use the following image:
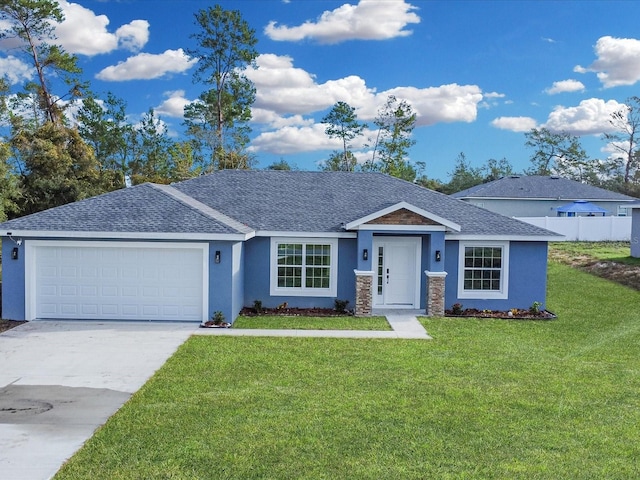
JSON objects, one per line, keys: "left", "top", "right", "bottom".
{"left": 542, "top": 98, "right": 623, "bottom": 135}
{"left": 264, "top": 0, "right": 420, "bottom": 44}
{"left": 0, "top": 55, "right": 33, "bottom": 84}
{"left": 248, "top": 124, "right": 337, "bottom": 154}
{"left": 492, "top": 99, "right": 625, "bottom": 136}
{"left": 491, "top": 116, "right": 538, "bottom": 132}
{"left": 545, "top": 79, "right": 585, "bottom": 95}
{"left": 370, "top": 84, "right": 483, "bottom": 126}
{"left": 245, "top": 53, "right": 484, "bottom": 154}
{"left": 115, "top": 20, "right": 150, "bottom": 52}
{"left": 247, "top": 54, "right": 483, "bottom": 128}
{"left": 251, "top": 108, "right": 315, "bottom": 129}
{"left": 576, "top": 36, "right": 640, "bottom": 88}
{"left": 95, "top": 49, "right": 197, "bottom": 81}
{"left": 56, "top": 1, "right": 149, "bottom": 56}
{"left": 246, "top": 54, "right": 375, "bottom": 114}
{"left": 155, "top": 90, "right": 192, "bottom": 118}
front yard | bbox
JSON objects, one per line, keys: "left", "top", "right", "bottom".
{"left": 54, "top": 253, "right": 640, "bottom": 479}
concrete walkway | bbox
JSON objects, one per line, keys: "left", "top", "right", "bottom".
{"left": 0, "top": 312, "right": 428, "bottom": 479}
{"left": 194, "top": 310, "right": 431, "bottom": 339}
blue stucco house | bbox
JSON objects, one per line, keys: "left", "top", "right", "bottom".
{"left": 1, "top": 171, "right": 560, "bottom": 323}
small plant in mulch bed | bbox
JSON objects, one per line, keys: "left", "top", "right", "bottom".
{"left": 200, "top": 311, "right": 231, "bottom": 328}
{"left": 253, "top": 300, "right": 264, "bottom": 315}
{"left": 451, "top": 303, "right": 464, "bottom": 315}
{"left": 334, "top": 299, "right": 350, "bottom": 314}
{"left": 445, "top": 303, "right": 556, "bottom": 320}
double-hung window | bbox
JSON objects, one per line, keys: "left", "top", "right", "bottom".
{"left": 457, "top": 241, "right": 509, "bottom": 299}
{"left": 270, "top": 238, "right": 338, "bottom": 297}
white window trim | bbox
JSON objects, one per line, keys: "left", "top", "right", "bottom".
{"left": 457, "top": 241, "right": 509, "bottom": 300}
{"left": 270, "top": 237, "right": 338, "bottom": 297}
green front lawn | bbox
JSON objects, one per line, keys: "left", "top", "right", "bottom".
{"left": 55, "top": 261, "right": 640, "bottom": 479}
{"left": 232, "top": 315, "right": 391, "bottom": 330}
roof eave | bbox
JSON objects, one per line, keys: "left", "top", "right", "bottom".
{"left": 1, "top": 230, "right": 255, "bottom": 242}
{"left": 446, "top": 233, "right": 563, "bottom": 241}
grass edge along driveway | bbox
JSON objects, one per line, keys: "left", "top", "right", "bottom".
{"left": 55, "top": 262, "right": 640, "bottom": 479}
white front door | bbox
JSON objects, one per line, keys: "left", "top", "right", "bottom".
{"left": 373, "top": 237, "right": 421, "bottom": 308}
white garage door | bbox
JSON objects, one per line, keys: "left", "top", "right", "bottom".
{"left": 28, "top": 242, "right": 208, "bottom": 322}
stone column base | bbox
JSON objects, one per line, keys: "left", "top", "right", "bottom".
{"left": 354, "top": 270, "right": 374, "bottom": 316}
{"left": 424, "top": 271, "right": 447, "bottom": 316}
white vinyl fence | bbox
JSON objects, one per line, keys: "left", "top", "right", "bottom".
{"left": 514, "top": 216, "right": 632, "bottom": 241}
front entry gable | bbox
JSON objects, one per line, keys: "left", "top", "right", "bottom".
{"left": 345, "top": 201, "right": 461, "bottom": 232}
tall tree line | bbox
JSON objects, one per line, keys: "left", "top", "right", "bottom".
{"left": 0, "top": 1, "right": 258, "bottom": 220}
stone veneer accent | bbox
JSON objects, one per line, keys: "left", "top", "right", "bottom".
{"left": 425, "top": 271, "right": 447, "bottom": 316}
{"left": 364, "top": 208, "right": 438, "bottom": 226}
{"left": 354, "top": 270, "right": 374, "bottom": 316}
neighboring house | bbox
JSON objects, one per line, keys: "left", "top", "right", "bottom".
{"left": 628, "top": 203, "right": 640, "bottom": 257}
{"left": 1, "top": 171, "right": 560, "bottom": 323}
{"left": 452, "top": 175, "right": 638, "bottom": 217}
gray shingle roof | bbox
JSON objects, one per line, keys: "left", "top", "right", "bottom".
{"left": 0, "top": 183, "right": 246, "bottom": 235}
{"left": 172, "top": 170, "right": 557, "bottom": 237}
{"left": 0, "top": 171, "right": 559, "bottom": 238}
{"left": 452, "top": 175, "right": 638, "bottom": 201}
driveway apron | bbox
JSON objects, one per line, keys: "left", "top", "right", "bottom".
{"left": 0, "top": 321, "right": 194, "bottom": 480}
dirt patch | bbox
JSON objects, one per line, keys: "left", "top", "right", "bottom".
{"left": 549, "top": 249, "right": 640, "bottom": 291}
{"left": 0, "top": 320, "right": 26, "bottom": 333}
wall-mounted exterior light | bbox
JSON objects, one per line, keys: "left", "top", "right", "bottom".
{"left": 435, "top": 250, "right": 441, "bottom": 262}
{"left": 215, "top": 250, "right": 221, "bottom": 264}
{"left": 11, "top": 247, "right": 19, "bottom": 260}
{"left": 362, "top": 249, "right": 368, "bottom": 261}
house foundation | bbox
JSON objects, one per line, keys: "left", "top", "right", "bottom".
{"left": 354, "top": 270, "right": 374, "bottom": 316}
{"left": 425, "top": 271, "right": 447, "bottom": 316}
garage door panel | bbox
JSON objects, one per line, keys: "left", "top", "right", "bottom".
{"left": 82, "top": 304, "right": 99, "bottom": 315}
{"left": 33, "top": 243, "right": 206, "bottom": 322}
{"left": 61, "top": 304, "right": 78, "bottom": 315}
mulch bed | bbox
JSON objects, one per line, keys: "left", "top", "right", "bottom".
{"left": 0, "top": 320, "right": 27, "bottom": 333}
{"left": 241, "top": 306, "right": 555, "bottom": 320}
{"left": 240, "top": 307, "right": 351, "bottom": 317}
{"left": 445, "top": 308, "right": 556, "bottom": 320}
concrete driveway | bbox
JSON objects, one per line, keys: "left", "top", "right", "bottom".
{"left": 0, "top": 321, "right": 195, "bottom": 480}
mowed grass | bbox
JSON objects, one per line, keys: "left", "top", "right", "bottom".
{"left": 232, "top": 315, "right": 391, "bottom": 330}
{"left": 55, "top": 262, "right": 640, "bottom": 479}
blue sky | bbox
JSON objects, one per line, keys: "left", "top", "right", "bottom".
{"left": 3, "top": 0, "right": 640, "bottom": 181}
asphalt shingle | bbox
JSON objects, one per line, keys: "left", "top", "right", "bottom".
{"left": 172, "top": 170, "right": 558, "bottom": 237}
{"left": 0, "top": 171, "right": 559, "bottom": 238}
{"left": 0, "top": 183, "right": 244, "bottom": 235}
{"left": 452, "top": 175, "right": 638, "bottom": 201}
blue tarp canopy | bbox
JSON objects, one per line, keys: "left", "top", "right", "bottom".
{"left": 556, "top": 200, "right": 608, "bottom": 216}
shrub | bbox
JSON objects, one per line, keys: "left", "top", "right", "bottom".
{"left": 334, "top": 299, "right": 349, "bottom": 314}
{"left": 253, "top": 300, "right": 263, "bottom": 315}
{"left": 212, "top": 311, "right": 226, "bottom": 325}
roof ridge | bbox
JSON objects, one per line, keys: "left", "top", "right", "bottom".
{"left": 149, "top": 184, "right": 254, "bottom": 235}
